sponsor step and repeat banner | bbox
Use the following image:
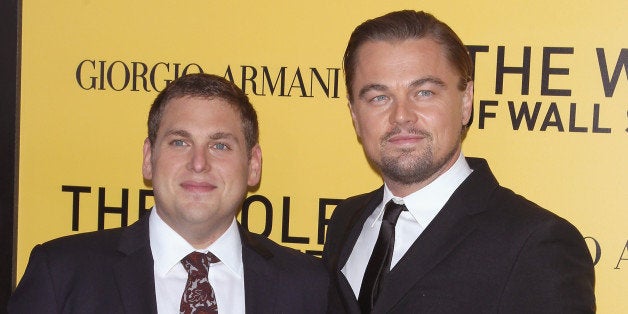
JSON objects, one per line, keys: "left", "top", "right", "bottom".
{"left": 17, "top": 0, "right": 626, "bottom": 311}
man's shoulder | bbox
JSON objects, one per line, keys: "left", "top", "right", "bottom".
{"left": 36, "top": 214, "right": 149, "bottom": 257}
{"left": 243, "top": 231, "right": 323, "bottom": 270}
{"left": 37, "top": 226, "right": 125, "bottom": 254}
{"left": 464, "top": 157, "right": 563, "bottom": 221}
{"left": 461, "top": 168, "right": 581, "bottom": 240}
{"left": 241, "top": 230, "right": 329, "bottom": 296}
{"left": 458, "top": 157, "right": 582, "bottom": 236}
{"left": 331, "top": 187, "right": 382, "bottom": 219}
{"left": 489, "top": 184, "right": 575, "bottom": 229}
{"left": 21, "top": 228, "right": 130, "bottom": 274}
{"left": 12, "top": 227, "right": 129, "bottom": 296}
{"left": 342, "top": 188, "right": 381, "bottom": 205}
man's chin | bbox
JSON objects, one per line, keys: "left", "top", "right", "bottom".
{"left": 382, "top": 151, "right": 427, "bottom": 165}
{"left": 379, "top": 154, "right": 434, "bottom": 183}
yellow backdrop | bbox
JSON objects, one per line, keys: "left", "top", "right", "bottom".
{"left": 17, "top": 0, "right": 627, "bottom": 312}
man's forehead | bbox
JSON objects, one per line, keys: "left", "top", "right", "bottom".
{"left": 351, "top": 38, "right": 459, "bottom": 89}
{"left": 355, "top": 38, "right": 446, "bottom": 63}
{"left": 159, "top": 97, "right": 244, "bottom": 131}
{"left": 161, "top": 95, "right": 242, "bottom": 119}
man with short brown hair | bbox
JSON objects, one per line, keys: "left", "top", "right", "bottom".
{"left": 323, "top": 10, "right": 595, "bottom": 313}
{"left": 10, "top": 73, "right": 328, "bottom": 314}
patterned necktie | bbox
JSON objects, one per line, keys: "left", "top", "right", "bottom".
{"left": 358, "top": 200, "right": 407, "bottom": 313}
{"left": 180, "top": 251, "right": 220, "bottom": 314}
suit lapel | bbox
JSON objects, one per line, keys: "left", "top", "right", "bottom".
{"left": 335, "top": 188, "right": 383, "bottom": 314}
{"left": 239, "top": 225, "right": 280, "bottom": 313}
{"left": 337, "top": 189, "right": 383, "bottom": 270}
{"left": 374, "top": 157, "right": 499, "bottom": 312}
{"left": 113, "top": 214, "right": 158, "bottom": 314}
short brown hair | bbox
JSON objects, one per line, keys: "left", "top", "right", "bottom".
{"left": 147, "top": 73, "right": 259, "bottom": 153}
{"left": 344, "top": 10, "right": 473, "bottom": 102}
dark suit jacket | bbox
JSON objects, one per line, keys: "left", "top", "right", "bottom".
{"left": 323, "top": 157, "right": 595, "bottom": 313}
{"left": 8, "top": 213, "right": 328, "bottom": 313}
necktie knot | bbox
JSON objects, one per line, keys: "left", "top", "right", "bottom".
{"left": 382, "top": 200, "right": 406, "bottom": 226}
{"left": 181, "top": 252, "right": 220, "bottom": 277}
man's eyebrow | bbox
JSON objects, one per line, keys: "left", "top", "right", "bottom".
{"left": 409, "top": 76, "right": 446, "bottom": 88}
{"left": 210, "top": 132, "right": 239, "bottom": 142}
{"left": 358, "top": 84, "right": 388, "bottom": 99}
{"left": 165, "top": 129, "right": 191, "bottom": 138}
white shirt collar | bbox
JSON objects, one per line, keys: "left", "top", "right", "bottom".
{"left": 149, "top": 208, "right": 243, "bottom": 278}
{"left": 376, "top": 153, "right": 473, "bottom": 227}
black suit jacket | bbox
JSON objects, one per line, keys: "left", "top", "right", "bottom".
{"left": 323, "top": 157, "right": 595, "bottom": 313}
{"left": 8, "top": 213, "right": 328, "bottom": 313}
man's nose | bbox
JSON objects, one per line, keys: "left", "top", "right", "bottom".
{"left": 188, "top": 146, "right": 210, "bottom": 173}
{"left": 390, "top": 98, "right": 418, "bottom": 125}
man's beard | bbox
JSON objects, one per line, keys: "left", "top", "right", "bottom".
{"left": 375, "top": 127, "right": 458, "bottom": 186}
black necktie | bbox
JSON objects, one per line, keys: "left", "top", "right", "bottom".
{"left": 358, "top": 200, "right": 406, "bottom": 313}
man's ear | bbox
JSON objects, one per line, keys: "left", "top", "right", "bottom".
{"left": 461, "top": 81, "right": 474, "bottom": 126}
{"left": 142, "top": 138, "right": 153, "bottom": 180}
{"left": 349, "top": 102, "right": 362, "bottom": 139}
{"left": 247, "top": 144, "right": 262, "bottom": 186}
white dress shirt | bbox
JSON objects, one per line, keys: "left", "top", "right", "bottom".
{"left": 150, "top": 209, "right": 245, "bottom": 313}
{"left": 342, "top": 153, "right": 473, "bottom": 297}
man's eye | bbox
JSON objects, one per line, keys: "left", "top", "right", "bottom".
{"left": 212, "top": 143, "right": 230, "bottom": 150}
{"left": 370, "top": 95, "right": 388, "bottom": 102}
{"left": 417, "top": 90, "right": 434, "bottom": 97}
{"left": 171, "top": 139, "right": 187, "bottom": 146}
